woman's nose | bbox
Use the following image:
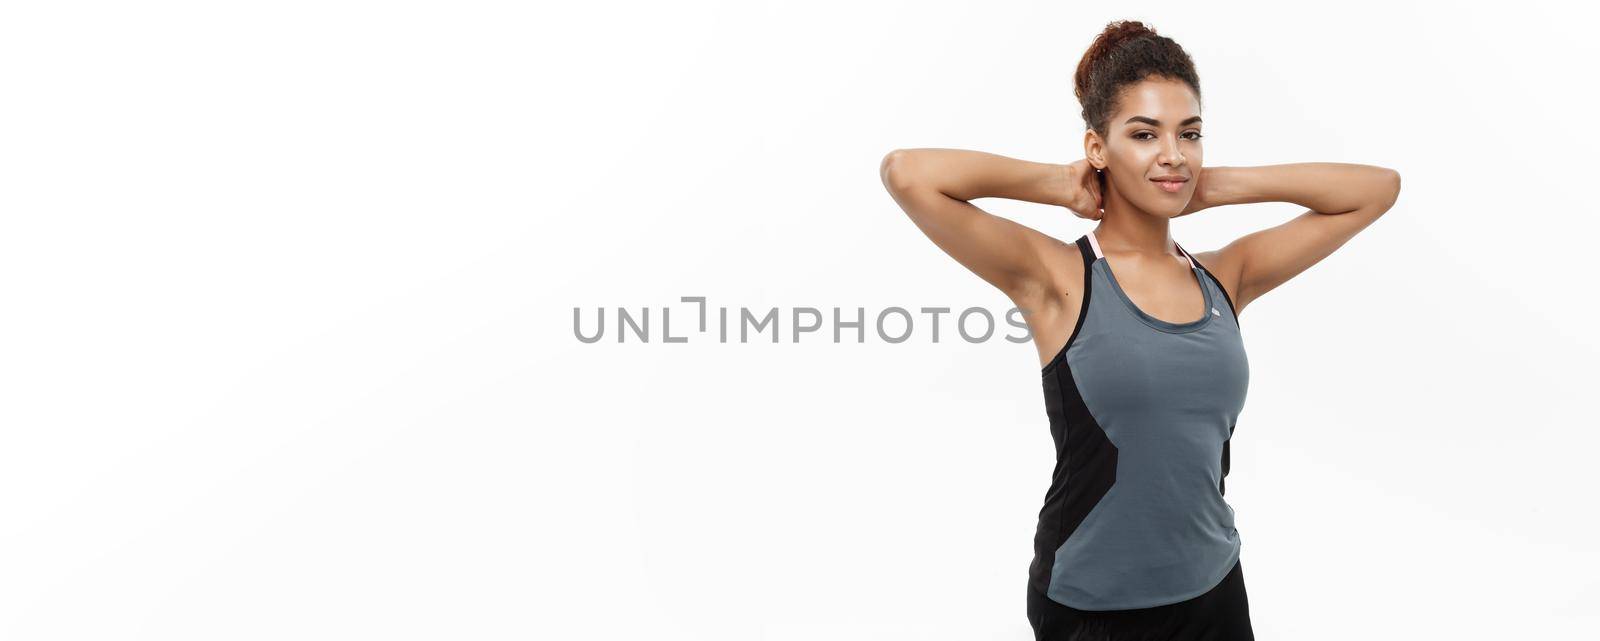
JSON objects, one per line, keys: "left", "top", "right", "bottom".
{"left": 1160, "top": 139, "right": 1186, "bottom": 166}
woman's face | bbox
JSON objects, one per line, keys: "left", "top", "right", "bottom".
{"left": 1089, "top": 77, "right": 1203, "bottom": 219}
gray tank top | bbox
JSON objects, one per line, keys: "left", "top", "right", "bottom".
{"left": 1028, "top": 230, "right": 1250, "bottom": 610}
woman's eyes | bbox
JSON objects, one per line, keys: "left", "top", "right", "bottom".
{"left": 1132, "top": 131, "right": 1203, "bottom": 141}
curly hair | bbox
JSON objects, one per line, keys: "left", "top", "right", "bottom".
{"left": 1073, "top": 20, "right": 1202, "bottom": 139}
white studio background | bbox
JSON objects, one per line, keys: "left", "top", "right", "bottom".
{"left": 2, "top": 1, "right": 1595, "bottom": 639}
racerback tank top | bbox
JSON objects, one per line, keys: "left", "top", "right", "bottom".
{"left": 1029, "top": 230, "right": 1250, "bottom": 611}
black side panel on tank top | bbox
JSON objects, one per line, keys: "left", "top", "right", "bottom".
{"left": 1029, "top": 236, "right": 1120, "bottom": 597}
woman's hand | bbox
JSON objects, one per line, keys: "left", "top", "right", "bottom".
{"left": 1059, "top": 159, "right": 1104, "bottom": 220}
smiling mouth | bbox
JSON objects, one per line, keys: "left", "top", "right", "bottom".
{"left": 1151, "top": 179, "right": 1186, "bottom": 193}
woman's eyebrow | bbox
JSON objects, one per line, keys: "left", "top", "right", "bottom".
{"left": 1124, "top": 115, "right": 1204, "bottom": 127}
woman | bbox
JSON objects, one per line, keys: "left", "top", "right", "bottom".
{"left": 878, "top": 20, "right": 1400, "bottom": 641}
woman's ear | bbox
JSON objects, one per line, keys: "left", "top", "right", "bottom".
{"left": 1082, "top": 130, "right": 1107, "bottom": 171}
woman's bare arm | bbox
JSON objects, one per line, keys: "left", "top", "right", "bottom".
{"left": 879, "top": 148, "right": 1089, "bottom": 306}
{"left": 1182, "top": 163, "right": 1403, "bottom": 314}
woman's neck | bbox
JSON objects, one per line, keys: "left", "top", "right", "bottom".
{"left": 1093, "top": 212, "right": 1175, "bottom": 258}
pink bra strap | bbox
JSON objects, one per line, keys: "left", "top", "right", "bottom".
{"left": 1173, "top": 240, "right": 1198, "bottom": 270}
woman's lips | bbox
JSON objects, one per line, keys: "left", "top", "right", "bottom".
{"left": 1152, "top": 179, "right": 1186, "bottom": 194}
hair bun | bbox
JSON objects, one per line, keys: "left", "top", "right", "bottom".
{"left": 1072, "top": 20, "right": 1200, "bottom": 137}
{"left": 1075, "top": 20, "right": 1158, "bottom": 99}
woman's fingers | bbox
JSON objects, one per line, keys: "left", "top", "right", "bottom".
{"left": 1062, "top": 159, "right": 1106, "bottom": 220}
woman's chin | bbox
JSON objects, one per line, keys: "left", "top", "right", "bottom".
{"left": 1135, "top": 201, "right": 1189, "bottom": 219}
{"left": 1118, "top": 194, "right": 1192, "bottom": 219}
{"left": 1154, "top": 197, "right": 1193, "bottom": 218}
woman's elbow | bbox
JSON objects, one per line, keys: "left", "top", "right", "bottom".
{"left": 880, "top": 149, "right": 919, "bottom": 193}
{"left": 1382, "top": 167, "right": 1401, "bottom": 208}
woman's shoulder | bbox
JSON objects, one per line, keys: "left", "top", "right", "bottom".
{"left": 1184, "top": 247, "right": 1243, "bottom": 315}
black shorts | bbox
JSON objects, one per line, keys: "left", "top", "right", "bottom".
{"left": 1026, "top": 559, "right": 1255, "bottom": 641}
